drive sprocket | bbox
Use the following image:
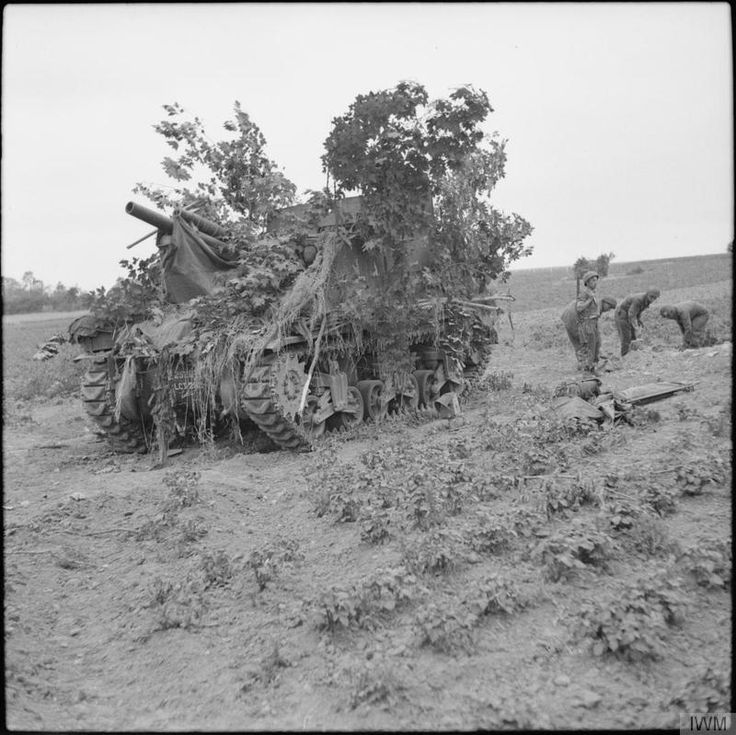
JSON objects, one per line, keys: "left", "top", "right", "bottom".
{"left": 240, "top": 352, "right": 311, "bottom": 451}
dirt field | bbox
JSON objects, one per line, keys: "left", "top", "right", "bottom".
{"left": 4, "top": 256, "right": 731, "bottom": 730}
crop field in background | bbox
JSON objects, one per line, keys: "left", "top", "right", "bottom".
{"left": 505, "top": 252, "right": 732, "bottom": 313}
{"left": 2, "top": 252, "right": 732, "bottom": 730}
{"left": 2, "top": 315, "right": 87, "bottom": 406}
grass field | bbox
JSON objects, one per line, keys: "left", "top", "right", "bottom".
{"left": 2, "top": 314, "right": 86, "bottom": 405}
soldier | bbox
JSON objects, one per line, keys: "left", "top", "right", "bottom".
{"left": 561, "top": 295, "right": 616, "bottom": 370}
{"left": 659, "top": 301, "right": 710, "bottom": 348}
{"left": 614, "top": 288, "right": 660, "bottom": 356}
{"left": 575, "top": 270, "right": 601, "bottom": 374}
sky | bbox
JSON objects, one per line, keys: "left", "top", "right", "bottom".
{"left": 2, "top": 3, "right": 733, "bottom": 291}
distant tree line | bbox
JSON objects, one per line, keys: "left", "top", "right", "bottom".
{"left": 2, "top": 271, "right": 92, "bottom": 314}
{"left": 572, "top": 252, "right": 615, "bottom": 280}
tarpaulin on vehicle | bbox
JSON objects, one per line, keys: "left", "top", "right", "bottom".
{"left": 68, "top": 314, "right": 112, "bottom": 341}
{"left": 161, "top": 215, "right": 238, "bottom": 304}
{"left": 136, "top": 313, "right": 195, "bottom": 349}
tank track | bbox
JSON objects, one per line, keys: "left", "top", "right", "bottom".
{"left": 81, "top": 357, "right": 148, "bottom": 454}
{"left": 240, "top": 353, "right": 310, "bottom": 451}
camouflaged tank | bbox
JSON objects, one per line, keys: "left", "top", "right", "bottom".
{"left": 73, "top": 198, "right": 507, "bottom": 453}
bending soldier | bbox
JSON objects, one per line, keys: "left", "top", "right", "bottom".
{"left": 614, "top": 288, "right": 660, "bottom": 356}
{"left": 659, "top": 302, "right": 710, "bottom": 348}
{"left": 575, "top": 271, "right": 601, "bottom": 374}
{"left": 561, "top": 295, "right": 616, "bottom": 370}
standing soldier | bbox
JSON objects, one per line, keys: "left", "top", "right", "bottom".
{"left": 575, "top": 271, "right": 601, "bottom": 374}
{"left": 561, "top": 295, "right": 616, "bottom": 370}
{"left": 659, "top": 301, "right": 710, "bottom": 348}
{"left": 614, "top": 289, "right": 661, "bottom": 356}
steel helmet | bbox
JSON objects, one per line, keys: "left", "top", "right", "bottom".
{"left": 582, "top": 270, "right": 599, "bottom": 286}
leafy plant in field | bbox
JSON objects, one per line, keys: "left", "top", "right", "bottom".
{"left": 415, "top": 601, "right": 477, "bottom": 654}
{"left": 317, "top": 588, "right": 365, "bottom": 631}
{"left": 359, "top": 509, "right": 392, "bottom": 544}
{"left": 442, "top": 465, "right": 471, "bottom": 515}
{"left": 408, "top": 483, "right": 443, "bottom": 530}
{"left": 162, "top": 469, "right": 201, "bottom": 507}
{"left": 542, "top": 478, "right": 599, "bottom": 520}
{"left": 415, "top": 575, "right": 524, "bottom": 655}
{"left": 675, "top": 459, "right": 727, "bottom": 496}
{"left": 605, "top": 499, "right": 640, "bottom": 531}
{"left": 364, "top": 566, "right": 419, "bottom": 614}
{"left": 349, "top": 659, "right": 407, "bottom": 710}
{"left": 630, "top": 407, "right": 661, "bottom": 427}
{"left": 177, "top": 519, "right": 208, "bottom": 551}
{"left": 625, "top": 516, "right": 680, "bottom": 558}
{"left": 402, "top": 528, "right": 468, "bottom": 575}
{"left": 533, "top": 415, "right": 598, "bottom": 444}
{"left": 580, "top": 432, "right": 607, "bottom": 456}
{"left": 533, "top": 521, "right": 614, "bottom": 581}
{"left": 467, "top": 509, "right": 517, "bottom": 553}
{"left": 147, "top": 575, "right": 206, "bottom": 631}
{"left": 703, "top": 404, "right": 731, "bottom": 438}
{"left": 471, "top": 474, "right": 513, "bottom": 500}
{"left": 314, "top": 484, "right": 362, "bottom": 523}
{"left": 577, "top": 568, "right": 687, "bottom": 661}
{"left": 679, "top": 542, "right": 731, "bottom": 589}
{"left": 482, "top": 371, "right": 514, "bottom": 392}
{"left": 200, "top": 550, "right": 234, "bottom": 588}
{"left": 464, "top": 573, "right": 524, "bottom": 617}
{"left": 447, "top": 436, "right": 479, "bottom": 460}
{"left": 674, "top": 402, "right": 697, "bottom": 421}
{"left": 316, "top": 566, "right": 419, "bottom": 632}
{"left": 643, "top": 485, "right": 678, "bottom": 517}
{"left": 248, "top": 539, "right": 302, "bottom": 591}
{"left": 521, "top": 446, "right": 557, "bottom": 476}
{"left": 237, "top": 641, "right": 291, "bottom": 694}
{"left": 509, "top": 506, "right": 546, "bottom": 538}
{"left": 670, "top": 666, "right": 731, "bottom": 713}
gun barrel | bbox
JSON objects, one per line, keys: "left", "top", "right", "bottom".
{"left": 125, "top": 201, "right": 229, "bottom": 251}
{"left": 174, "top": 208, "right": 228, "bottom": 239}
{"left": 125, "top": 201, "right": 173, "bottom": 233}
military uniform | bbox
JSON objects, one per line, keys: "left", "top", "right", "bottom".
{"left": 660, "top": 301, "right": 710, "bottom": 348}
{"left": 614, "top": 289, "right": 660, "bottom": 356}
{"left": 575, "top": 271, "right": 600, "bottom": 373}
{"left": 561, "top": 295, "right": 616, "bottom": 369}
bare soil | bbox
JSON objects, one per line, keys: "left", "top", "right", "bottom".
{"left": 4, "top": 297, "right": 731, "bottom": 731}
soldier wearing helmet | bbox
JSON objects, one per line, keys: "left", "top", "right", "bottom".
{"left": 561, "top": 294, "right": 616, "bottom": 370}
{"left": 614, "top": 288, "right": 661, "bottom": 356}
{"left": 574, "top": 271, "right": 601, "bottom": 374}
{"left": 659, "top": 301, "right": 710, "bottom": 348}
